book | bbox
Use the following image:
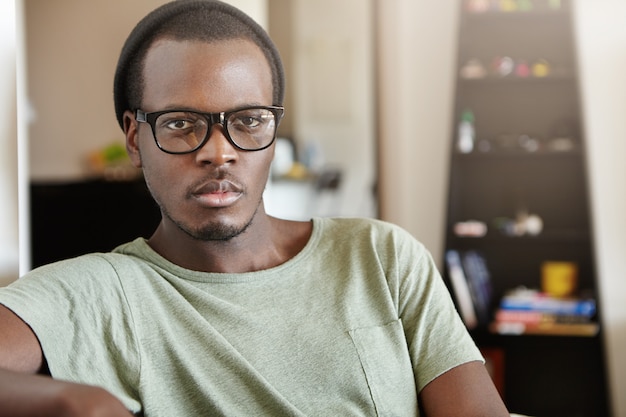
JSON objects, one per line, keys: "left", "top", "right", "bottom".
{"left": 461, "top": 250, "right": 493, "bottom": 325}
{"left": 446, "top": 250, "right": 478, "bottom": 329}
{"left": 499, "top": 290, "right": 596, "bottom": 316}
{"left": 490, "top": 321, "right": 599, "bottom": 337}
{"left": 495, "top": 309, "right": 593, "bottom": 325}
{"left": 491, "top": 287, "right": 599, "bottom": 336}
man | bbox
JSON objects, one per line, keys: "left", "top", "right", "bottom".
{"left": 0, "top": 1, "right": 509, "bottom": 416}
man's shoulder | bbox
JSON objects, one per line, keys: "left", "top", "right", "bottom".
{"left": 24, "top": 239, "right": 148, "bottom": 280}
{"left": 317, "top": 217, "right": 415, "bottom": 241}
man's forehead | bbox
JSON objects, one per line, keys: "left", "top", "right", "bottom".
{"left": 142, "top": 37, "right": 270, "bottom": 80}
{"left": 140, "top": 38, "right": 274, "bottom": 110}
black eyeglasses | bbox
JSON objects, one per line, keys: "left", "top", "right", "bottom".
{"left": 135, "top": 106, "right": 284, "bottom": 154}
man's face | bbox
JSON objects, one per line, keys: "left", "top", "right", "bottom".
{"left": 125, "top": 38, "right": 276, "bottom": 241}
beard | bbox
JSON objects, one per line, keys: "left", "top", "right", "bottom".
{"left": 162, "top": 202, "right": 260, "bottom": 241}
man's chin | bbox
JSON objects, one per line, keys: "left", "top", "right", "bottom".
{"left": 161, "top": 197, "right": 261, "bottom": 242}
{"left": 173, "top": 214, "right": 256, "bottom": 242}
{"left": 189, "top": 223, "right": 249, "bottom": 241}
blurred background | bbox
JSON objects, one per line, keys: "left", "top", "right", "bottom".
{"left": 1, "top": 0, "right": 625, "bottom": 415}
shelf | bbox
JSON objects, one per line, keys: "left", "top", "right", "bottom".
{"left": 445, "top": 2, "right": 609, "bottom": 413}
{"left": 448, "top": 230, "right": 591, "bottom": 244}
{"left": 462, "top": 4, "right": 571, "bottom": 22}
{"left": 464, "top": 10, "right": 569, "bottom": 22}
{"left": 452, "top": 148, "right": 581, "bottom": 160}
{"left": 458, "top": 72, "right": 576, "bottom": 84}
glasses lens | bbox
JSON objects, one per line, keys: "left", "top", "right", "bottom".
{"left": 154, "top": 111, "right": 208, "bottom": 153}
{"left": 227, "top": 108, "right": 277, "bottom": 150}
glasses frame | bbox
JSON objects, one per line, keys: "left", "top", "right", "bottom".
{"left": 135, "top": 105, "right": 285, "bottom": 154}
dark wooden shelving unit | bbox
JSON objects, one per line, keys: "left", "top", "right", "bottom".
{"left": 443, "top": 1, "right": 611, "bottom": 416}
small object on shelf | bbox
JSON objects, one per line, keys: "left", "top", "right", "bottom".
{"left": 465, "top": 0, "right": 491, "bottom": 13}
{"left": 490, "top": 133, "right": 542, "bottom": 153}
{"left": 531, "top": 58, "right": 551, "bottom": 77}
{"left": 283, "top": 162, "right": 309, "bottom": 180}
{"left": 86, "top": 142, "right": 141, "bottom": 182}
{"left": 541, "top": 261, "right": 578, "bottom": 297}
{"left": 517, "top": 0, "right": 533, "bottom": 11}
{"left": 548, "top": 0, "right": 562, "bottom": 10}
{"left": 457, "top": 109, "right": 476, "bottom": 153}
{"left": 512, "top": 209, "right": 530, "bottom": 236}
{"left": 524, "top": 213, "right": 544, "bottom": 236}
{"left": 492, "top": 56, "right": 515, "bottom": 77}
{"left": 492, "top": 210, "right": 543, "bottom": 237}
{"left": 498, "top": 0, "right": 518, "bottom": 12}
{"left": 454, "top": 220, "right": 488, "bottom": 237}
{"left": 546, "top": 136, "right": 575, "bottom": 152}
{"left": 518, "top": 134, "right": 540, "bottom": 152}
{"left": 514, "top": 59, "right": 531, "bottom": 78}
{"left": 492, "top": 217, "right": 516, "bottom": 236}
{"left": 459, "top": 59, "right": 487, "bottom": 79}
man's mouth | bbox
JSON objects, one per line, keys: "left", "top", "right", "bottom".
{"left": 191, "top": 180, "right": 243, "bottom": 208}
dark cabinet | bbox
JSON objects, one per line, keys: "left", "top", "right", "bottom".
{"left": 444, "top": 1, "right": 610, "bottom": 416}
{"left": 30, "top": 178, "right": 161, "bottom": 268}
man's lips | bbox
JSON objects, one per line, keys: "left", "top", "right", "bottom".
{"left": 191, "top": 180, "right": 243, "bottom": 208}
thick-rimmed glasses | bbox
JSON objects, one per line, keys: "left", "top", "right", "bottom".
{"left": 135, "top": 106, "right": 284, "bottom": 154}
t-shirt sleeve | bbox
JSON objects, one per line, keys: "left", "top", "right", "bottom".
{"left": 0, "top": 254, "right": 142, "bottom": 413}
{"left": 390, "top": 228, "right": 483, "bottom": 392}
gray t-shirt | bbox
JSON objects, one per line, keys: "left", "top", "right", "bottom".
{"left": 0, "top": 217, "right": 482, "bottom": 416}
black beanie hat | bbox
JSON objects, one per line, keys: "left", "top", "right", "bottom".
{"left": 113, "top": 0, "right": 285, "bottom": 131}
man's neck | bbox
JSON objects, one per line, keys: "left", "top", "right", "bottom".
{"left": 147, "top": 215, "right": 312, "bottom": 273}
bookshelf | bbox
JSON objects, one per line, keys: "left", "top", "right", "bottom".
{"left": 443, "top": 1, "right": 610, "bottom": 416}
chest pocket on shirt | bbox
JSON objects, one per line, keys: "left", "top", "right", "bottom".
{"left": 349, "top": 319, "right": 418, "bottom": 417}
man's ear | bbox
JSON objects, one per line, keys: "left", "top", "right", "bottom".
{"left": 123, "top": 110, "right": 142, "bottom": 168}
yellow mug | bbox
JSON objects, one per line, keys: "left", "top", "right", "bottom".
{"left": 541, "top": 261, "right": 578, "bottom": 297}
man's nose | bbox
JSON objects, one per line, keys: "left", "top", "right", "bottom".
{"left": 194, "top": 124, "right": 239, "bottom": 165}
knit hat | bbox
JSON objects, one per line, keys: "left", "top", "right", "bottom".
{"left": 113, "top": 0, "right": 285, "bottom": 130}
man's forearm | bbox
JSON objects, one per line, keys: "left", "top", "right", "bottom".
{"left": 0, "top": 368, "right": 133, "bottom": 417}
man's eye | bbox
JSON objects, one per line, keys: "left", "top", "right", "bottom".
{"left": 236, "top": 116, "right": 262, "bottom": 128}
{"left": 166, "top": 119, "right": 193, "bottom": 130}
{"left": 157, "top": 112, "right": 202, "bottom": 131}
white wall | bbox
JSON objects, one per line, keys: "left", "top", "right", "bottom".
{"left": 377, "top": 0, "right": 459, "bottom": 263}
{"left": 574, "top": 2, "right": 626, "bottom": 416}
{"left": 0, "top": 0, "right": 19, "bottom": 285}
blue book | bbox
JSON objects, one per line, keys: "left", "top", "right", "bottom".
{"left": 500, "top": 291, "right": 596, "bottom": 317}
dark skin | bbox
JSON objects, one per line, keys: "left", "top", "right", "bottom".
{"left": 0, "top": 37, "right": 509, "bottom": 416}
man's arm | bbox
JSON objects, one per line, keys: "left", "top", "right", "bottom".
{"left": 0, "top": 303, "right": 44, "bottom": 373}
{"left": 0, "top": 304, "right": 133, "bottom": 417}
{"left": 419, "top": 360, "right": 510, "bottom": 417}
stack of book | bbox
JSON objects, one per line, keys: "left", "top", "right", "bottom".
{"left": 490, "top": 288, "right": 599, "bottom": 336}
